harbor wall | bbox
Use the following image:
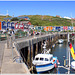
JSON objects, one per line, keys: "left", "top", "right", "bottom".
{"left": 7, "top": 32, "right": 73, "bottom": 73}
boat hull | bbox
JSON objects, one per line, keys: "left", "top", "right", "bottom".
{"left": 71, "top": 61, "right": 75, "bottom": 70}
{"left": 35, "top": 63, "right": 54, "bottom": 74}
{"left": 58, "top": 39, "right": 64, "bottom": 44}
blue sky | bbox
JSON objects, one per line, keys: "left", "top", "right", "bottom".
{"left": 0, "top": 1, "right": 75, "bottom": 18}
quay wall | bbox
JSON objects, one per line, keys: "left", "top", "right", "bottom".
{"left": 7, "top": 32, "right": 74, "bottom": 73}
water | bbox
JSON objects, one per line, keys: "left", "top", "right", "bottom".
{"left": 33, "top": 39, "right": 75, "bottom": 74}
{"left": 48, "top": 39, "right": 75, "bottom": 74}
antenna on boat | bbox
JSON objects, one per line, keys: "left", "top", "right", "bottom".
{"left": 71, "top": 13, "right": 74, "bottom": 33}
{"left": 42, "top": 41, "right": 46, "bottom": 54}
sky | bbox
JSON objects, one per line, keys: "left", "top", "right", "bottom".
{"left": 0, "top": 1, "right": 75, "bottom": 18}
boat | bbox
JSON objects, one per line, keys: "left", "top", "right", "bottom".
{"left": 52, "top": 44, "right": 55, "bottom": 48}
{"left": 58, "top": 39, "right": 64, "bottom": 44}
{"left": 32, "top": 43, "right": 59, "bottom": 74}
{"left": 71, "top": 61, "right": 75, "bottom": 70}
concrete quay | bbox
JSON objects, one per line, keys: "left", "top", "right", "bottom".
{"left": 0, "top": 41, "right": 6, "bottom": 73}
{"left": 1, "top": 42, "right": 30, "bottom": 74}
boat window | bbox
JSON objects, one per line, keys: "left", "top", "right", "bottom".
{"left": 35, "top": 58, "right": 39, "bottom": 60}
{"left": 50, "top": 57, "right": 53, "bottom": 61}
{"left": 45, "top": 58, "right": 48, "bottom": 61}
{"left": 40, "top": 58, "right": 44, "bottom": 61}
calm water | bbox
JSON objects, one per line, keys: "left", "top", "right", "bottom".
{"left": 33, "top": 39, "right": 75, "bottom": 74}
{"left": 48, "top": 39, "right": 75, "bottom": 74}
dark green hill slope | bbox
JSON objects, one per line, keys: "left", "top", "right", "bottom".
{"left": 19, "top": 15, "right": 75, "bottom": 26}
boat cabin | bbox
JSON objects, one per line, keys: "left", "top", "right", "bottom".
{"left": 34, "top": 54, "right": 53, "bottom": 61}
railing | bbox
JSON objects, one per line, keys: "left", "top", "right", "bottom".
{"left": 0, "top": 32, "right": 74, "bottom": 41}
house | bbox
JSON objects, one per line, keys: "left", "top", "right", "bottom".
{"left": 20, "top": 21, "right": 32, "bottom": 25}
{"left": 4, "top": 16, "right": 30, "bottom": 21}
{"left": 4, "top": 17, "right": 12, "bottom": 21}
{"left": 56, "top": 15, "right": 61, "bottom": 18}
{"left": 18, "top": 16, "right": 30, "bottom": 20}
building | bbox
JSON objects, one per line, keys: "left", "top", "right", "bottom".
{"left": 64, "top": 16, "right": 71, "bottom": 19}
{"left": 18, "top": 16, "right": 30, "bottom": 20}
{"left": 4, "top": 16, "right": 30, "bottom": 21}
{"left": 56, "top": 15, "right": 61, "bottom": 18}
{"left": 20, "top": 21, "right": 31, "bottom": 26}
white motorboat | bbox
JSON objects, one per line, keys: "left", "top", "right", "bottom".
{"left": 58, "top": 39, "right": 64, "bottom": 44}
{"left": 52, "top": 44, "right": 55, "bottom": 48}
{"left": 32, "top": 43, "right": 59, "bottom": 74}
{"left": 71, "top": 61, "right": 75, "bottom": 70}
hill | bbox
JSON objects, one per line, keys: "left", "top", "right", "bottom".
{"left": 1, "top": 15, "right": 75, "bottom": 26}
{"left": 19, "top": 15, "right": 75, "bottom": 26}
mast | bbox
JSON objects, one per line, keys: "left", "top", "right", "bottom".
{"left": 68, "top": 33, "right": 70, "bottom": 74}
{"left": 71, "top": 13, "right": 74, "bottom": 33}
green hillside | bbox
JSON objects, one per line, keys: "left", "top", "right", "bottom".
{"left": 19, "top": 15, "right": 75, "bottom": 26}
{"left": 1, "top": 15, "right": 75, "bottom": 26}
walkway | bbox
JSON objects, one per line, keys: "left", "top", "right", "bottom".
{"left": 1, "top": 42, "right": 30, "bottom": 74}
{"left": 0, "top": 41, "right": 6, "bottom": 73}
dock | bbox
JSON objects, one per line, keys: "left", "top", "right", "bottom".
{"left": 1, "top": 42, "right": 30, "bottom": 74}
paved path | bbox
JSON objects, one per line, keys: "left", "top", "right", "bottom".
{"left": 0, "top": 41, "right": 6, "bottom": 73}
{"left": 1, "top": 42, "right": 30, "bottom": 74}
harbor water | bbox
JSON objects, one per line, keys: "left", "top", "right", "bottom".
{"left": 40, "top": 39, "right": 75, "bottom": 74}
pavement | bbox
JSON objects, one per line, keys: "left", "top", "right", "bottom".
{"left": 0, "top": 41, "right": 30, "bottom": 74}
{"left": 0, "top": 41, "right": 6, "bottom": 73}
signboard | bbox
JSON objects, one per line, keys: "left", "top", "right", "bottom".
{"left": 55, "top": 26, "right": 61, "bottom": 31}
{"left": 15, "top": 23, "right": 24, "bottom": 30}
{"left": 2, "top": 21, "right": 7, "bottom": 30}
{"left": 63, "top": 26, "right": 68, "bottom": 31}
{"left": 0, "top": 22, "right": 1, "bottom": 30}
{"left": 50, "top": 26, "right": 53, "bottom": 31}
{"left": 68, "top": 26, "right": 73, "bottom": 31}
{"left": 7, "top": 22, "right": 11, "bottom": 30}
{"left": 11, "top": 22, "right": 15, "bottom": 29}
{"left": 73, "top": 27, "right": 75, "bottom": 31}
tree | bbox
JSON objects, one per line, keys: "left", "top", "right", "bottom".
{"left": 11, "top": 17, "right": 19, "bottom": 21}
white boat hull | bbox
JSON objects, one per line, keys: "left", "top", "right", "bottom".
{"left": 58, "top": 39, "right": 64, "bottom": 44}
{"left": 35, "top": 63, "right": 54, "bottom": 73}
{"left": 71, "top": 61, "right": 75, "bottom": 69}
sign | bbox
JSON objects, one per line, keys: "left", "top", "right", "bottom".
{"left": 63, "top": 26, "right": 68, "bottom": 31}
{"left": 11, "top": 22, "right": 15, "bottom": 29}
{"left": 73, "top": 27, "right": 75, "bottom": 31}
{"left": 2, "top": 21, "right": 7, "bottom": 30}
{"left": 0, "top": 22, "right": 1, "bottom": 30}
{"left": 15, "top": 23, "right": 24, "bottom": 30}
{"left": 55, "top": 26, "right": 61, "bottom": 31}
{"left": 68, "top": 26, "right": 73, "bottom": 30}
{"left": 7, "top": 22, "right": 11, "bottom": 29}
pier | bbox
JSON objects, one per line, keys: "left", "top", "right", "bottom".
{"left": 0, "top": 32, "right": 74, "bottom": 74}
